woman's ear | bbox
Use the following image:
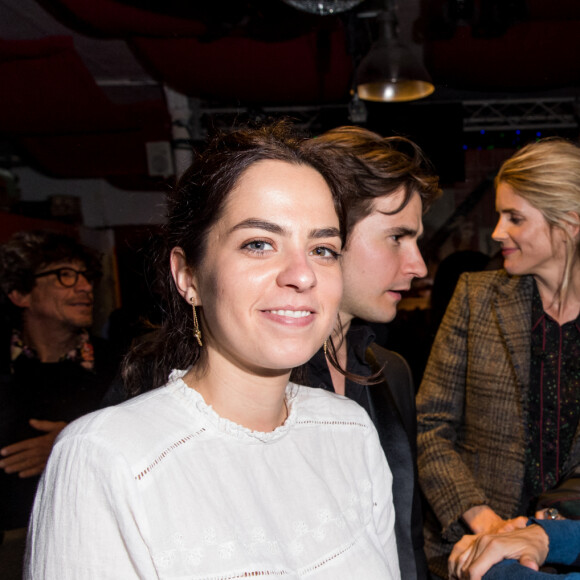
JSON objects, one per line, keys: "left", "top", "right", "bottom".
{"left": 567, "top": 211, "right": 580, "bottom": 241}
{"left": 170, "top": 247, "right": 201, "bottom": 305}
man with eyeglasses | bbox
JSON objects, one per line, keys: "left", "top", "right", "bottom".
{"left": 0, "top": 230, "right": 119, "bottom": 560}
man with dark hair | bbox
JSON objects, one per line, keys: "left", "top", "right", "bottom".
{"left": 304, "top": 126, "right": 441, "bottom": 580}
{"left": 0, "top": 230, "right": 118, "bottom": 535}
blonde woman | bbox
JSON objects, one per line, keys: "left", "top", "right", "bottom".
{"left": 417, "top": 138, "right": 580, "bottom": 578}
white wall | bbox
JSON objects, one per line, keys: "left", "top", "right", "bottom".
{"left": 12, "top": 167, "right": 167, "bottom": 228}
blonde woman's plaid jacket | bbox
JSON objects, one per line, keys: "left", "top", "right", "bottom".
{"left": 416, "top": 269, "right": 580, "bottom": 576}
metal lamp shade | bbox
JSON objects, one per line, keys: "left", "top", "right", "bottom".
{"left": 355, "top": 39, "right": 435, "bottom": 102}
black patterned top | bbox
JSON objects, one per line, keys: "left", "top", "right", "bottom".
{"left": 522, "top": 281, "right": 580, "bottom": 513}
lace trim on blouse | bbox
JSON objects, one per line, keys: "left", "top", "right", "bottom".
{"left": 168, "top": 369, "right": 299, "bottom": 444}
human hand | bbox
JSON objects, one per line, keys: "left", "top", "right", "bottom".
{"left": 462, "top": 504, "right": 528, "bottom": 535}
{"left": 494, "top": 515, "right": 529, "bottom": 533}
{"left": 0, "top": 419, "right": 67, "bottom": 477}
{"left": 448, "top": 524, "right": 549, "bottom": 580}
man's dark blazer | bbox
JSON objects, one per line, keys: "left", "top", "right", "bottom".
{"left": 366, "top": 344, "right": 428, "bottom": 580}
{"left": 306, "top": 321, "right": 427, "bottom": 580}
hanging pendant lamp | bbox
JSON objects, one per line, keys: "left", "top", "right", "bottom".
{"left": 355, "top": 7, "right": 435, "bottom": 102}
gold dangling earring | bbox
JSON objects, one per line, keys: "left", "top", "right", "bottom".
{"left": 190, "top": 298, "right": 203, "bottom": 347}
{"left": 323, "top": 339, "right": 328, "bottom": 356}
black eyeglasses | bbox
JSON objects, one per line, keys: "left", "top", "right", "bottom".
{"left": 34, "top": 267, "right": 97, "bottom": 288}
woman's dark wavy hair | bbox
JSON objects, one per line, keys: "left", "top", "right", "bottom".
{"left": 122, "top": 120, "right": 347, "bottom": 395}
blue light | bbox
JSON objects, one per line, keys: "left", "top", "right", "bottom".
{"left": 480, "top": 130, "right": 485, "bottom": 135}
{"left": 516, "top": 130, "right": 521, "bottom": 135}
{"left": 536, "top": 131, "right": 542, "bottom": 137}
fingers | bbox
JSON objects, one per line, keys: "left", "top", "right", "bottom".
{"left": 1, "top": 441, "right": 52, "bottom": 465}
{"left": 17, "top": 461, "right": 48, "bottom": 478}
{"left": 0, "top": 420, "right": 66, "bottom": 478}
{"left": 449, "top": 524, "right": 550, "bottom": 580}
{"left": 498, "top": 516, "right": 528, "bottom": 533}
{"left": 449, "top": 535, "right": 478, "bottom": 579}
{"left": 450, "top": 523, "right": 527, "bottom": 578}
{"left": 520, "top": 556, "right": 540, "bottom": 571}
{"left": 464, "top": 536, "right": 504, "bottom": 580}
{"left": 0, "top": 447, "right": 48, "bottom": 476}
{"left": 511, "top": 516, "right": 529, "bottom": 528}
{"left": 1, "top": 420, "right": 67, "bottom": 456}
{"left": 29, "top": 419, "right": 68, "bottom": 434}
{"left": 1, "top": 437, "right": 37, "bottom": 457}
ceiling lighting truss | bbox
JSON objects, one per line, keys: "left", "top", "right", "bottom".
{"left": 463, "top": 97, "right": 578, "bottom": 132}
{"left": 184, "top": 96, "right": 580, "bottom": 145}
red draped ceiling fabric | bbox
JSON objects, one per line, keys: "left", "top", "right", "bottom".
{"left": 0, "top": 36, "right": 171, "bottom": 180}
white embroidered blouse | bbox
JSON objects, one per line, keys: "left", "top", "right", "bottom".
{"left": 26, "top": 370, "right": 400, "bottom": 579}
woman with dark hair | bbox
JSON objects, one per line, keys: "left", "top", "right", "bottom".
{"left": 25, "top": 123, "right": 401, "bottom": 579}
